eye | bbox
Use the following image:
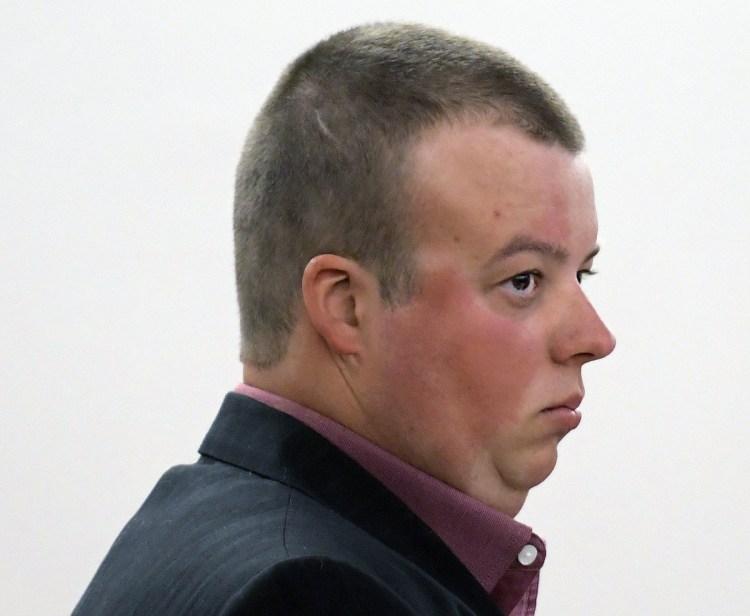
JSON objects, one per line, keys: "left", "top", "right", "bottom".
{"left": 576, "top": 268, "right": 597, "bottom": 283}
{"left": 500, "top": 271, "right": 542, "bottom": 298}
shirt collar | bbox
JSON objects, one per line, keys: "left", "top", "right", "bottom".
{"left": 234, "top": 384, "right": 546, "bottom": 597}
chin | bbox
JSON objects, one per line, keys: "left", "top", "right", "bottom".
{"left": 512, "top": 448, "right": 560, "bottom": 491}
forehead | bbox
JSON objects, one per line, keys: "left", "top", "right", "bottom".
{"left": 403, "top": 121, "right": 596, "bottom": 254}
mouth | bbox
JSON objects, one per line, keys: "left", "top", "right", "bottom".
{"left": 541, "top": 392, "right": 583, "bottom": 413}
{"left": 539, "top": 394, "right": 584, "bottom": 431}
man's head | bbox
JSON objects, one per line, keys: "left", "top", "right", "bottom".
{"left": 234, "top": 22, "right": 584, "bottom": 367}
{"left": 235, "top": 23, "right": 615, "bottom": 515}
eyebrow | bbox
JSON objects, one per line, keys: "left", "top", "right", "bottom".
{"left": 483, "top": 235, "right": 600, "bottom": 269}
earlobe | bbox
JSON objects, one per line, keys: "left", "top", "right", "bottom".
{"left": 302, "top": 255, "right": 369, "bottom": 356}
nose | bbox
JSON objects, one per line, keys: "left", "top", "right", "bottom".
{"left": 551, "top": 286, "right": 616, "bottom": 365}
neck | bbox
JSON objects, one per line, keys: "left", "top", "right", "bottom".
{"left": 242, "top": 345, "right": 363, "bottom": 434}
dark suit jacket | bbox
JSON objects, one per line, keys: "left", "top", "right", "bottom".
{"left": 73, "top": 393, "right": 503, "bottom": 615}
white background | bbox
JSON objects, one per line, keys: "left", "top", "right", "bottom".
{"left": 2, "top": 1, "right": 748, "bottom": 614}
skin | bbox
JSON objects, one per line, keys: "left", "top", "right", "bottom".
{"left": 245, "top": 121, "right": 616, "bottom": 517}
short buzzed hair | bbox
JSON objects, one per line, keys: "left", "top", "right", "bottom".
{"left": 234, "top": 22, "right": 584, "bottom": 367}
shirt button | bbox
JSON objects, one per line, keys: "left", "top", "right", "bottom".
{"left": 517, "top": 544, "right": 538, "bottom": 566}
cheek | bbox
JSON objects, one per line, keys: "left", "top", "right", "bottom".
{"left": 454, "top": 312, "right": 542, "bottom": 426}
{"left": 379, "top": 292, "right": 543, "bottom": 429}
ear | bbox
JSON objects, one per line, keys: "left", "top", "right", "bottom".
{"left": 301, "top": 254, "right": 377, "bottom": 357}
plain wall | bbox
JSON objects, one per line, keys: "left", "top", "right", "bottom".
{"left": 2, "top": 1, "right": 748, "bottom": 613}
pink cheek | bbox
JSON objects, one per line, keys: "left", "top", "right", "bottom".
{"left": 374, "top": 299, "right": 464, "bottom": 405}
{"left": 378, "top": 269, "right": 543, "bottom": 420}
{"left": 454, "top": 312, "right": 542, "bottom": 423}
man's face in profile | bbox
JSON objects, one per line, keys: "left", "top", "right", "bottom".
{"left": 358, "top": 121, "right": 616, "bottom": 514}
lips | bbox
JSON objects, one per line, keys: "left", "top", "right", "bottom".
{"left": 542, "top": 393, "right": 583, "bottom": 415}
{"left": 540, "top": 393, "right": 584, "bottom": 431}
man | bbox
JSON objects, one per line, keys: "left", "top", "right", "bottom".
{"left": 74, "top": 22, "right": 615, "bottom": 615}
